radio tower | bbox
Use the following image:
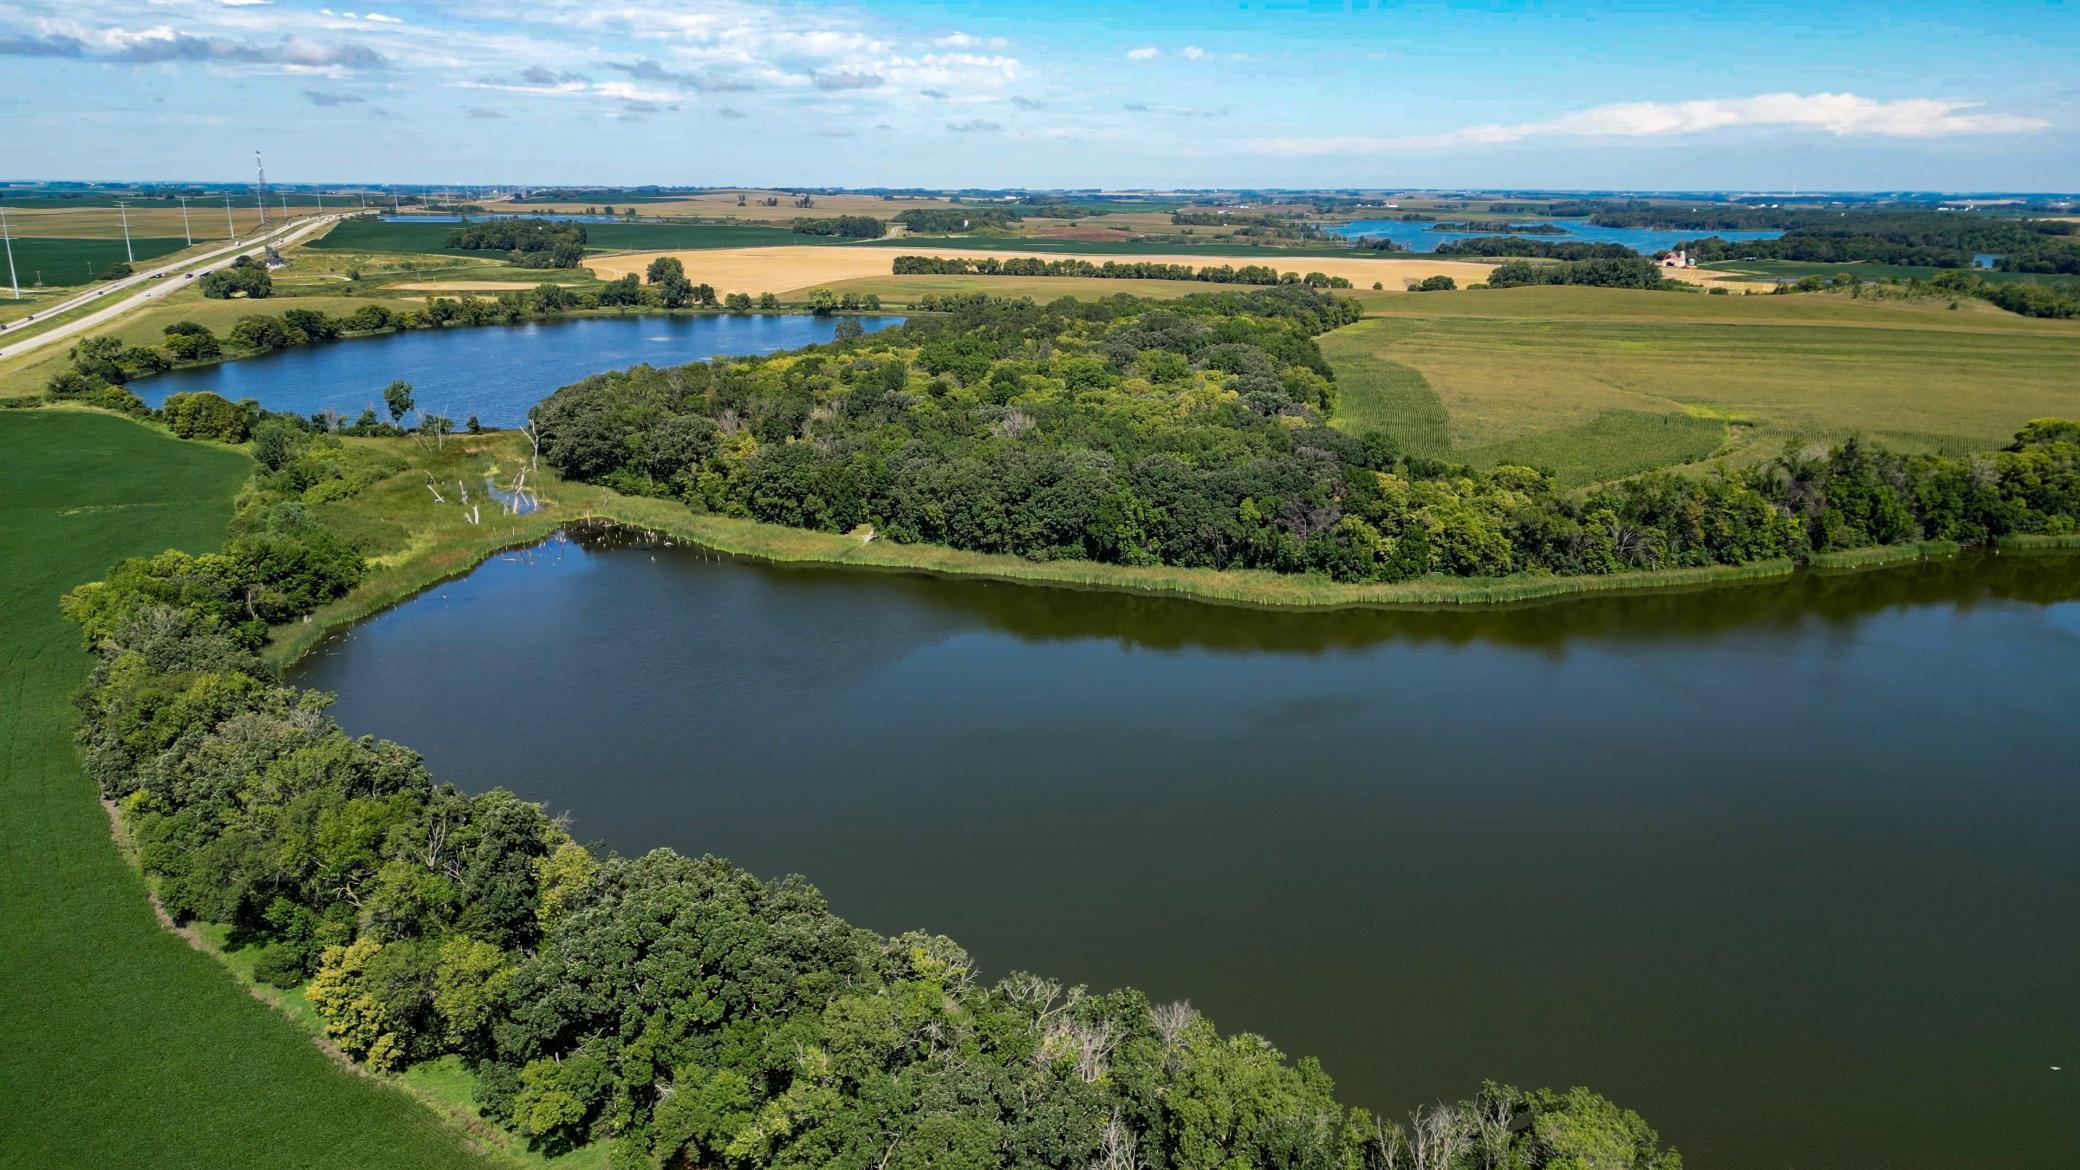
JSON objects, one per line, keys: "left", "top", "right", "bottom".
{"left": 255, "top": 150, "right": 270, "bottom": 227}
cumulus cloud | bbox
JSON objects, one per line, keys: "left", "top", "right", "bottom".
{"left": 1181, "top": 45, "right": 1204, "bottom": 60}
{"left": 518, "top": 65, "right": 588, "bottom": 85}
{"left": 717, "top": 105, "right": 747, "bottom": 118}
{"left": 302, "top": 88, "right": 365, "bottom": 105}
{"left": 1125, "top": 47, "right": 1158, "bottom": 60}
{"left": 616, "top": 98, "right": 680, "bottom": 120}
{"left": 1010, "top": 95, "right": 1042, "bottom": 110}
{"left": 947, "top": 118, "right": 999, "bottom": 132}
{"left": 466, "top": 106, "right": 506, "bottom": 118}
{"left": 920, "top": 88, "right": 949, "bottom": 100}
{"left": 602, "top": 57, "right": 752, "bottom": 91}
{"left": 1250, "top": 91, "right": 2051, "bottom": 154}
{"left": 85, "top": 27, "right": 387, "bottom": 69}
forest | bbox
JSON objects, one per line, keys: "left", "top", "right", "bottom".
{"left": 891, "top": 255, "right": 1355, "bottom": 287}
{"left": 1672, "top": 211, "right": 2080, "bottom": 268}
{"left": 793, "top": 215, "right": 888, "bottom": 239}
{"left": 1483, "top": 258, "right": 1673, "bottom": 289}
{"left": 64, "top": 411, "right": 1687, "bottom": 1169}
{"left": 532, "top": 287, "right": 2080, "bottom": 582}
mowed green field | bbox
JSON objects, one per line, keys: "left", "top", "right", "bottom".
{"left": 6, "top": 237, "right": 190, "bottom": 285}
{"left": 1322, "top": 286, "right": 2080, "bottom": 486}
{"left": 0, "top": 410, "right": 498, "bottom": 1170}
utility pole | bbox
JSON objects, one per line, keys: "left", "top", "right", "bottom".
{"left": 280, "top": 192, "right": 289, "bottom": 221}
{"left": 176, "top": 195, "right": 193, "bottom": 245}
{"left": 315, "top": 190, "right": 324, "bottom": 214}
{"left": 114, "top": 201, "right": 135, "bottom": 263}
{"left": 225, "top": 194, "right": 237, "bottom": 242}
{"left": 1, "top": 205, "right": 19, "bottom": 300}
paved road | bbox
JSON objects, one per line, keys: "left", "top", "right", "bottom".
{"left": 0, "top": 215, "right": 340, "bottom": 361}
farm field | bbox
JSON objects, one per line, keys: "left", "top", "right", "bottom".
{"left": 0, "top": 410, "right": 498, "bottom": 1170}
{"left": 3, "top": 203, "right": 323, "bottom": 240}
{"left": 310, "top": 218, "right": 824, "bottom": 256}
{"left": 585, "top": 245, "right": 1497, "bottom": 294}
{"left": 508, "top": 189, "right": 970, "bottom": 218}
{"left": 4, "top": 236, "right": 191, "bottom": 286}
{"left": 1320, "top": 286, "right": 2080, "bottom": 485}
{"left": 1701, "top": 258, "right": 2074, "bottom": 285}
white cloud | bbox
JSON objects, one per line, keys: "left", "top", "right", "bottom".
{"left": 1181, "top": 45, "right": 1203, "bottom": 60}
{"left": 1249, "top": 92, "right": 2052, "bottom": 154}
{"left": 935, "top": 31, "right": 1008, "bottom": 50}
{"left": 1125, "top": 47, "right": 1158, "bottom": 60}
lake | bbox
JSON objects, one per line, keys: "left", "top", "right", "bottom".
{"left": 134, "top": 313, "right": 903, "bottom": 428}
{"left": 1324, "top": 218, "right": 1784, "bottom": 254}
{"left": 293, "top": 526, "right": 2080, "bottom": 1170}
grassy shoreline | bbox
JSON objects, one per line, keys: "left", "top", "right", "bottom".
{"left": 266, "top": 427, "right": 2058, "bottom": 669}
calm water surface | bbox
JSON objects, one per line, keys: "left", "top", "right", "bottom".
{"left": 293, "top": 531, "right": 2080, "bottom": 1170}
{"left": 1326, "top": 218, "right": 1784, "bottom": 254}
{"left": 135, "top": 314, "right": 902, "bottom": 427}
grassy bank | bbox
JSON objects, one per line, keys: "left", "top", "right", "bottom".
{"left": 0, "top": 409, "right": 500, "bottom": 1170}
{"left": 268, "top": 430, "right": 1832, "bottom": 668}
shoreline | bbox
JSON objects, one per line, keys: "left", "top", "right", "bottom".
{"left": 264, "top": 429, "right": 2059, "bottom": 670}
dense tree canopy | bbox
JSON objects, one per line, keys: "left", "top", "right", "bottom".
{"left": 444, "top": 218, "right": 588, "bottom": 268}
{"left": 533, "top": 288, "right": 2079, "bottom": 584}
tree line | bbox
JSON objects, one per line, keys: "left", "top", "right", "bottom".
{"left": 531, "top": 286, "right": 2080, "bottom": 583}
{"left": 444, "top": 218, "right": 589, "bottom": 267}
{"left": 792, "top": 215, "right": 887, "bottom": 239}
{"left": 1433, "top": 237, "right": 1637, "bottom": 261}
{"left": 64, "top": 406, "right": 1685, "bottom": 1168}
{"left": 1485, "top": 257, "right": 1674, "bottom": 290}
{"left": 891, "top": 255, "right": 1355, "bottom": 288}
{"left": 896, "top": 208, "right": 1021, "bottom": 233}
{"left": 1775, "top": 267, "right": 2080, "bottom": 320}
{"left": 1672, "top": 211, "right": 2079, "bottom": 269}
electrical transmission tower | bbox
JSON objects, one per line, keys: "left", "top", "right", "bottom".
{"left": 255, "top": 150, "right": 270, "bottom": 227}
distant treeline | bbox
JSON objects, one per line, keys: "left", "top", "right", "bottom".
{"left": 1673, "top": 211, "right": 2078, "bottom": 269}
{"left": 1781, "top": 268, "right": 2080, "bottom": 320}
{"left": 895, "top": 208, "right": 1020, "bottom": 233}
{"left": 892, "top": 254, "right": 1354, "bottom": 287}
{"left": 791, "top": 215, "right": 887, "bottom": 239}
{"left": 1435, "top": 237, "right": 1637, "bottom": 260}
{"left": 1486, "top": 257, "right": 1674, "bottom": 290}
{"left": 1171, "top": 211, "right": 1293, "bottom": 227}
{"left": 443, "top": 218, "right": 587, "bottom": 267}
{"left": 1429, "top": 221, "right": 1568, "bottom": 235}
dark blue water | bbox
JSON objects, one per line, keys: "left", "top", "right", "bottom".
{"left": 1326, "top": 218, "right": 1784, "bottom": 254}
{"left": 135, "top": 314, "right": 903, "bottom": 427}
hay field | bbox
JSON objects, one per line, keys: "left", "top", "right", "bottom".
{"left": 585, "top": 245, "right": 1496, "bottom": 294}
{"left": 1321, "top": 286, "right": 2080, "bottom": 486}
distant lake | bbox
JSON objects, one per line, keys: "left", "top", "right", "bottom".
{"left": 295, "top": 527, "right": 2080, "bottom": 1170}
{"left": 134, "top": 314, "right": 903, "bottom": 428}
{"left": 1324, "top": 218, "right": 1784, "bottom": 254}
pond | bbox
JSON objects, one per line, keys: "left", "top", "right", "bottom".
{"left": 1323, "top": 218, "right": 1785, "bottom": 254}
{"left": 292, "top": 527, "right": 2080, "bottom": 1170}
{"left": 134, "top": 313, "right": 903, "bottom": 428}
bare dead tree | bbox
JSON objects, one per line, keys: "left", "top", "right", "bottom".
{"left": 520, "top": 418, "right": 543, "bottom": 471}
{"left": 1150, "top": 1000, "right": 1197, "bottom": 1051}
{"left": 1473, "top": 1090, "right": 1516, "bottom": 1170}
{"left": 1409, "top": 1103, "right": 1472, "bottom": 1170}
{"left": 1090, "top": 1108, "right": 1142, "bottom": 1170}
{"left": 423, "top": 471, "right": 446, "bottom": 503}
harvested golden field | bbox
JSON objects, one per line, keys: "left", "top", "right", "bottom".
{"left": 584, "top": 245, "right": 1495, "bottom": 294}
{"left": 0, "top": 204, "right": 323, "bottom": 240}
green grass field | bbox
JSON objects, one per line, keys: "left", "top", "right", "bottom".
{"left": 1322, "top": 286, "right": 2080, "bottom": 485}
{"left": 1701, "top": 259, "right": 2075, "bottom": 286}
{"left": 0, "top": 410, "right": 499, "bottom": 1170}
{"left": 6, "top": 236, "right": 191, "bottom": 285}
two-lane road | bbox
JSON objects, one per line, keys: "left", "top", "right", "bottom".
{"left": 0, "top": 214, "right": 340, "bottom": 361}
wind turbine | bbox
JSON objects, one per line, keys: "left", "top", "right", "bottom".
{"left": 114, "top": 201, "right": 135, "bottom": 263}
{"left": 1, "top": 205, "right": 20, "bottom": 300}
{"left": 176, "top": 195, "right": 193, "bottom": 245}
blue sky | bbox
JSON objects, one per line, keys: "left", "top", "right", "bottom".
{"left": 1, "top": 0, "right": 2074, "bottom": 189}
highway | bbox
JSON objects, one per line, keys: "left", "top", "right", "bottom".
{"left": 0, "top": 214, "right": 340, "bottom": 361}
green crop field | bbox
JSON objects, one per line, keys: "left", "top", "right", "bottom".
{"left": 1322, "top": 286, "right": 2080, "bottom": 485}
{"left": 0, "top": 410, "right": 498, "bottom": 1170}
{"left": 6, "top": 237, "right": 190, "bottom": 285}
{"left": 310, "top": 218, "right": 825, "bottom": 257}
